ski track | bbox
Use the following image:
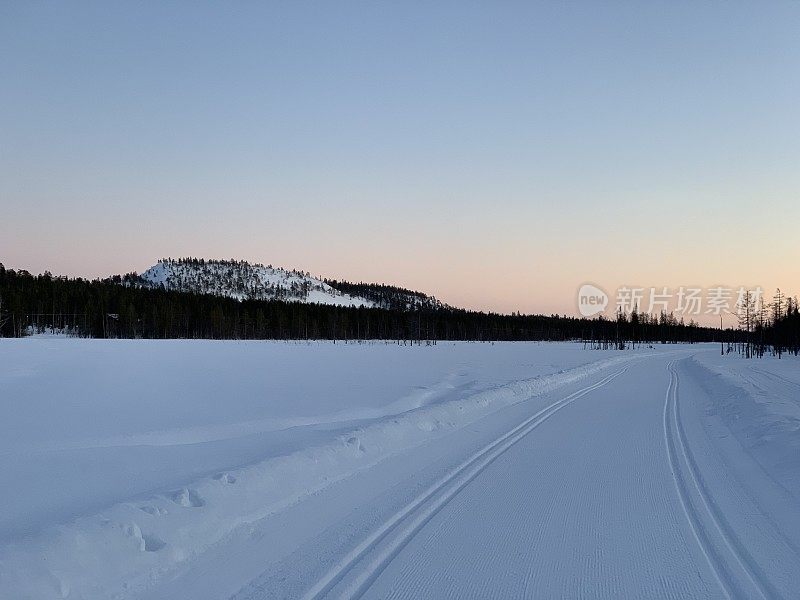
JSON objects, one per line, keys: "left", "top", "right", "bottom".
{"left": 303, "top": 354, "right": 797, "bottom": 600}
{"left": 335, "top": 352, "right": 705, "bottom": 599}
{"left": 5, "top": 343, "right": 800, "bottom": 599}
{"left": 302, "top": 368, "right": 628, "bottom": 600}
{"left": 663, "top": 359, "right": 777, "bottom": 600}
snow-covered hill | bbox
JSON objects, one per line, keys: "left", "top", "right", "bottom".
{"left": 139, "top": 258, "right": 373, "bottom": 307}
{"left": 134, "top": 258, "right": 447, "bottom": 311}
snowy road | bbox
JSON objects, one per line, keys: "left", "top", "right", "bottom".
{"left": 2, "top": 342, "right": 799, "bottom": 599}
{"left": 231, "top": 352, "right": 800, "bottom": 600}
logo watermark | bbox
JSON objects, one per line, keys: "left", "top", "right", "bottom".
{"left": 576, "top": 284, "right": 766, "bottom": 319}
{"left": 577, "top": 284, "right": 609, "bottom": 317}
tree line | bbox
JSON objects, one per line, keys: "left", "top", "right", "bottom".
{"left": 729, "top": 288, "right": 800, "bottom": 358}
{"left": 2, "top": 264, "right": 796, "bottom": 351}
{"left": 324, "top": 279, "right": 444, "bottom": 311}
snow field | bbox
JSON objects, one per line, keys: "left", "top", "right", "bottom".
{"left": 0, "top": 339, "right": 646, "bottom": 599}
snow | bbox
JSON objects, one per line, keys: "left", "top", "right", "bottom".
{"left": 139, "top": 259, "right": 375, "bottom": 307}
{"left": 690, "top": 351, "right": 800, "bottom": 496}
{"left": 1, "top": 340, "right": 798, "bottom": 599}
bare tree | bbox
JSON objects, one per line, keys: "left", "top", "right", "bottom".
{"left": 0, "top": 294, "right": 9, "bottom": 336}
{"left": 772, "top": 288, "right": 784, "bottom": 357}
{"left": 738, "top": 289, "right": 754, "bottom": 358}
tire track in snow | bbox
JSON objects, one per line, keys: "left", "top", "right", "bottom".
{"left": 663, "top": 359, "right": 779, "bottom": 600}
{"left": 302, "top": 367, "right": 628, "bottom": 600}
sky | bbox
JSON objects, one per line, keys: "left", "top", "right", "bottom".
{"left": 1, "top": 2, "right": 798, "bottom": 319}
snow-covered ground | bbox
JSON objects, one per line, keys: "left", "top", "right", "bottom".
{"left": 1, "top": 340, "right": 798, "bottom": 598}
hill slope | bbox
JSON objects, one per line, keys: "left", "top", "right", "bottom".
{"left": 139, "top": 258, "right": 373, "bottom": 307}
{"left": 135, "top": 258, "right": 447, "bottom": 311}
{"left": 325, "top": 279, "right": 446, "bottom": 311}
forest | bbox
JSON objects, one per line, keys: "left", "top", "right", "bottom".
{"left": 1, "top": 263, "right": 797, "bottom": 354}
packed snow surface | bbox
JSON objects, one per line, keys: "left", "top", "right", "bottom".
{"left": 1, "top": 340, "right": 798, "bottom": 598}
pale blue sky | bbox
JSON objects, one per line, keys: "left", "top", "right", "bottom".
{"left": 1, "top": 2, "right": 798, "bottom": 314}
